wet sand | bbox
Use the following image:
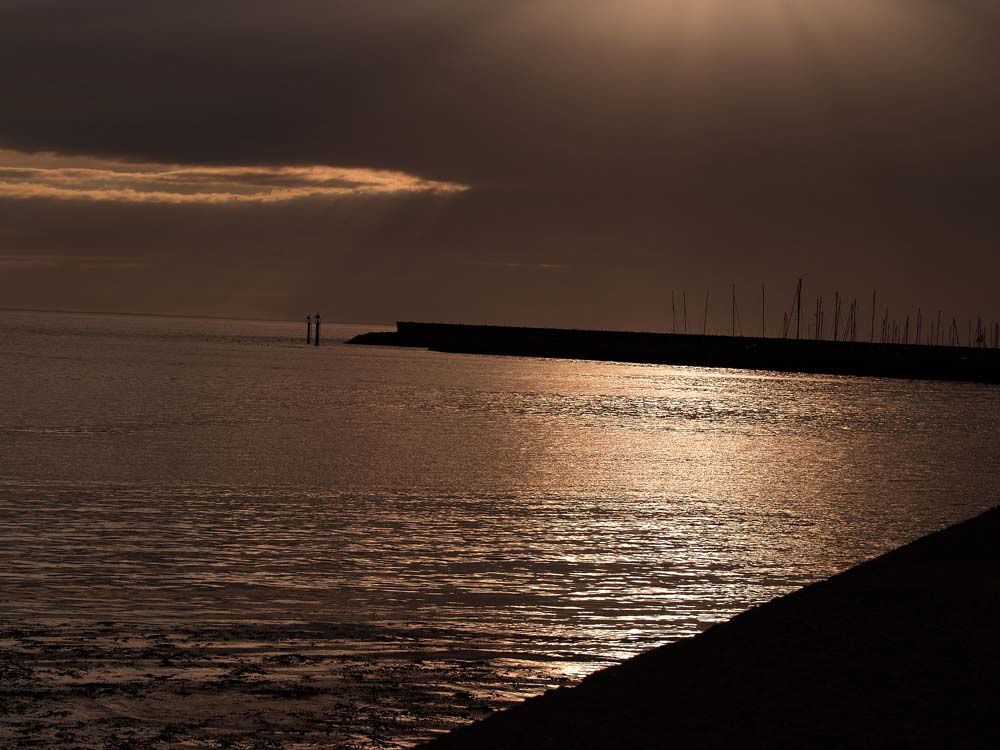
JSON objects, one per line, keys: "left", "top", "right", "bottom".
{"left": 425, "top": 506, "right": 1000, "bottom": 749}
{"left": 6, "top": 509, "right": 999, "bottom": 750}
{"left": 0, "top": 621, "right": 553, "bottom": 749}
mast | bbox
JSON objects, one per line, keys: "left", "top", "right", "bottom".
{"left": 732, "top": 284, "right": 736, "bottom": 337}
{"left": 796, "top": 278, "right": 802, "bottom": 339}
{"left": 870, "top": 291, "right": 876, "bottom": 343}
{"left": 833, "top": 292, "right": 840, "bottom": 342}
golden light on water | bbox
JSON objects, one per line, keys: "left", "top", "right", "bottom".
{"left": 4, "top": 314, "right": 999, "bottom": 747}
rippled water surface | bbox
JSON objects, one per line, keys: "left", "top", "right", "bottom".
{"left": 2, "top": 310, "right": 999, "bottom": 747}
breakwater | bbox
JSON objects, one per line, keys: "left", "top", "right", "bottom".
{"left": 423, "top": 505, "right": 1000, "bottom": 749}
{"left": 349, "top": 321, "right": 1000, "bottom": 383}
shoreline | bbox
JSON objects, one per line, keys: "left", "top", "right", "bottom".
{"left": 349, "top": 321, "right": 1000, "bottom": 384}
{"left": 423, "top": 505, "right": 1000, "bottom": 748}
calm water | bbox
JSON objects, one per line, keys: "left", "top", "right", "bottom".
{"left": 2, "top": 310, "right": 999, "bottom": 746}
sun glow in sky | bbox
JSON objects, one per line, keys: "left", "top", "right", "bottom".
{"left": 1, "top": 0, "right": 999, "bottom": 323}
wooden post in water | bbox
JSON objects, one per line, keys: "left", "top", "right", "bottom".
{"left": 703, "top": 291, "right": 710, "bottom": 335}
{"left": 315, "top": 313, "right": 321, "bottom": 347}
{"left": 306, "top": 314, "right": 312, "bottom": 345}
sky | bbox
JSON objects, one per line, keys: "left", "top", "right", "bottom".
{"left": 2, "top": 0, "right": 999, "bottom": 332}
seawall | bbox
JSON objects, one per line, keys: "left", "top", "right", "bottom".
{"left": 421, "top": 505, "right": 1000, "bottom": 749}
{"left": 348, "top": 321, "right": 1000, "bottom": 384}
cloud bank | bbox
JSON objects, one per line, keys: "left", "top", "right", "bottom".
{"left": 2, "top": 0, "right": 1000, "bottom": 327}
{"left": 0, "top": 151, "right": 467, "bottom": 204}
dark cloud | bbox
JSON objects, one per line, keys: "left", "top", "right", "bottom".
{"left": 1, "top": 0, "right": 1000, "bottom": 327}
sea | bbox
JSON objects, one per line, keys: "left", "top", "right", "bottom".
{"left": 2, "top": 309, "right": 998, "bottom": 748}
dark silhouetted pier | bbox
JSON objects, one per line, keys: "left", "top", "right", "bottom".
{"left": 348, "top": 321, "right": 1000, "bottom": 384}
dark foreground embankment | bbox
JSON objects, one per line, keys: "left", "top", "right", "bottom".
{"left": 423, "top": 506, "right": 1000, "bottom": 749}
{"left": 349, "top": 322, "right": 1000, "bottom": 383}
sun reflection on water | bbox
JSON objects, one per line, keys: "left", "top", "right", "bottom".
{"left": 2, "top": 312, "right": 1000, "bottom": 746}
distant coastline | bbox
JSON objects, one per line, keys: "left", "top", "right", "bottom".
{"left": 349, "top": 321, "right": 1000, "bottom": 384}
